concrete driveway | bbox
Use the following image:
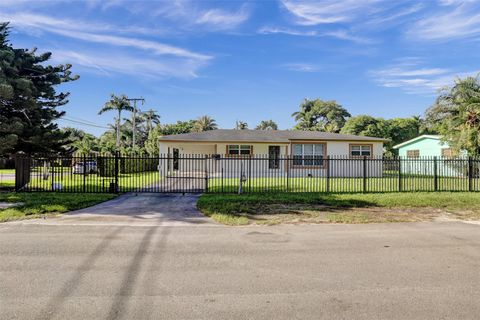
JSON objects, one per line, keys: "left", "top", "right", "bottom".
{"left": 1, "top": 220, "right": 480, "bottom": 319}
{"left": 17, "top": 193, "right": 215, "bottom": 226}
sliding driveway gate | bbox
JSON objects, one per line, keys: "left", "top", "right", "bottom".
{"left": 14, "top": 153, "right": 480, "bottom": 194}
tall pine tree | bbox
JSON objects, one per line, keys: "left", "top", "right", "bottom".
{"left": 0, "top": 22, "right": 79, "bottom": 156}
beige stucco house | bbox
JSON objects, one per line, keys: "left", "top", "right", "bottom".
{"left": 158, "top": 129, "right": 386, "bottom": 178}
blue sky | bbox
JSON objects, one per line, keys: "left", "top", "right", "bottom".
{"left": 2, "top": 0, "right": 480, "bottom": 135}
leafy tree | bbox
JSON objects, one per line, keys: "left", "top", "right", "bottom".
{"left": 386, "top": 117, "right": 424, "bottom": 147}
{"left": 0, "top": 22, "right": 79, "bottom": 156}
{"left": 427, "top": 75, "right": 480, "bottom": 155}
{"left": 97, "top": 131, "right": 117, "bottom": 154}
{"left": 236, "top": 121, "right": 248, "bottom": 130}
{"left": 292, "top": 98, "right": 350, "bottom": 132}
{"left": 194, "top": 115, "right": 218, "bottom": 132}
{"left": 255, "top": 120, "right": 278, "bottom": 130}
{"left": 71, "top": 134, "right": 98, "bottom": 155}
{"left": 98, "top": 94, "right": 133, "bottom": 147}
{"left": 159, "top": 120, "right": 196, "bottom": 135}
{"left": 340, "top": 115, "right": 388, "bottom": 138}
{"left": 61, "top": 127, "right": 98, "bottom": 154}
{"left": 342, "top": 115, "right": 427, "bottom": 155}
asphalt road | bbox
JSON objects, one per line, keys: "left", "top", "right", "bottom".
{"left": 1, "top": 219, "right": 480, "bottom": 319}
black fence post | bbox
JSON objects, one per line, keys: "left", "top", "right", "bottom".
{"left": 114, "top": 151, "right": 119, "bottom": 193}
{"left": 204, "top": 155, "right": 209, "bottom": 193}
{"left": 468, "top": 156, "right": 473, "bottom": 192}
{"left": 363, "top": 156, "right": 367, "bottom": 193}
{"left": 398, "top": 157, "right": 402, "bottom": 192}
{"left": 82, "top": 154, "right": 86, "bottom": 193}
{"left": 286, "top": 156, "right": 290, "bottom": 192}
{"left": 221, "top": 166, "right": 224, "bottom": 194}
{"left": 326, "top": 155, "right": 330, "bottom": 193}
{"left": 14, "top": 154, "right": 23, "bottom": 192}
{"left": 433, "top": 156, "right": 438, "bottom": 192}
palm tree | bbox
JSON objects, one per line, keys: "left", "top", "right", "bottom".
{"left": 71, "top": 135, "right": 97, "bottom": 155}
{"left": 236, "top": 120, "right": 248, "bottom": 130}
{"left": 291, "top": 99, "right": 315, "bottom": 122}
{"left": 98, "top": 94, "right": 133, "bottom": 147}
{"left": 142, "top": 109, "right": 161, "bottom": 133}
{"left": 431, "top": 75, "right": 480, "bottom": 155}
{"left": 255, "top": 120, "right": 278, "bottom": 130}
{"left": 194, "top": 115, "right": 218, "bottom": 132}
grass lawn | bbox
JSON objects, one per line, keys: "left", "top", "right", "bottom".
{"left": 0, "top": 180, "right": 14, "bottom": 188}
{"left": 197, "top": 192, "right": 480, "bottom": 225}
{"left": 208, "top": 176, "right": 479, "bottom": 193}
{"left": 0, "top": 192, "right": 116, "bottom": 222}
{"left": 25, "top": 171, "right": 161, "bottom": 192}
{"left": 0, "top": 169, "right": 15, "bottom": 174}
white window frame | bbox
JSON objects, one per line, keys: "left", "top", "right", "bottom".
{"left": 292, "top": 143, "right": 325, "bottom": 167}
{"left": 227, "top": 144, "right": 252, "bottom": 156}
{"left": 350, "top": 145, "right": 372, "bottom": 157}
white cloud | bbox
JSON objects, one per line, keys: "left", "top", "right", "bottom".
{"left": 53, "top": 29, "right": 210, "bottom": 60}
{"left": 258, "top": 26, "right": 317, "bottom": 36}
{"left": 51, "top": 50, "right": 206, "bottom": 79}
{"left": 366, "top": 3, "right": 424, "bottom": 26}
{"left": 258, "top": 26, "right": 373, "bottom": 44}
{"left": 407, "top": 3, "right": 480, "bottom": 41}
{"left": 195, "top": 5, "right": 250, "bottom": 30}
{"left": 370, "top": 59, "right": 478, "bottom": 94}
{"left": 2, "top": 11, "right": 170, "bottom": 36}
{"left": 2, "top": 12, "right": 211, "bottom": 61}
{"left": 1, "top": 11, "right": 212, "bottom": 79}
{"left": 281, "top": 0, "right": 381, "bottom": 25}
{"left": 322, "top": 30, "right": 374, "bottom": 44}
{"left": 281, "top": 63, "right": 322, "bottom": 72}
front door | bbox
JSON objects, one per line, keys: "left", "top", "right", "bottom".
{"left": 268, "top": 146, "right": 280, "bottom": 169}
{"left": 173, "top": 148, "right": 179, "bottom": 171}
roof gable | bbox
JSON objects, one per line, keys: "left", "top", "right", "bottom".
{"left": 392, "top": 135, "right": 441, "bottom": 149}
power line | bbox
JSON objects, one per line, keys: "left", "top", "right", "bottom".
{"left": 58, "top": 117, "right": 110, "bottom": 129}
{"left": 65, "top": 115, "right": 106, "bottom": 126}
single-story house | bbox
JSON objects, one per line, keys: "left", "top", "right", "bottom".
{"left": 158, "top": 129, "right": 386, "bottom": 178}
{"left": 393, "top": 135, "right": 464, "bottom": 176}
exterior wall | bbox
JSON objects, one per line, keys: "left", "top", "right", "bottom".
{"left": 158, "top": 140, "right": 384, "bottom": 178}
{"left": 397, "top": 137, "right": 446, "bottom": 158}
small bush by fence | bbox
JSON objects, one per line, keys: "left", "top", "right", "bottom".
{"left": 11, "top": 153, "right": 480, "bottom": 194}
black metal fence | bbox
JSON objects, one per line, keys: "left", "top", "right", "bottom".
{"left": 12, "top": 153, "right": 480, "bottom": 194}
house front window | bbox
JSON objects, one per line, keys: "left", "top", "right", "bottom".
{"left": 350, "top": 145, "right": 372, "bottom": 157}
{"left": 292, "top": 144, "right": 325, "bottom": 166}
{"left": 227, "top": 145, "right": 252, "bottom": 156}
{"left": 441, "top": 148, "right": 454, "bottom": 158}
{"left": 406, "top": 149, "right": 420, "bottom": 158}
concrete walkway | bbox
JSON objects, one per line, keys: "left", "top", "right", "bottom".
{"left": 16, "top": 193, "right": 215, "bottom": 226}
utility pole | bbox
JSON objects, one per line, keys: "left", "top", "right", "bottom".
{"left": 126, "top": 97, "right": 145, "bottom": 149}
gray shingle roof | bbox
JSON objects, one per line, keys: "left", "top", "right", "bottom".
{"left": 158, "top": 129, "right": 387, "bottom": 142}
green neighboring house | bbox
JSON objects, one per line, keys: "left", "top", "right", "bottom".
{"left": 393, "top": 135, "right": 454, "bottom": 158}
{"left": 393, "top": 135, "right": 463, "bottom": 177}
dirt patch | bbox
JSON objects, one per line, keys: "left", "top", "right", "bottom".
{"left": 243, "top": 204, "right": 455, "bottom": 225}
